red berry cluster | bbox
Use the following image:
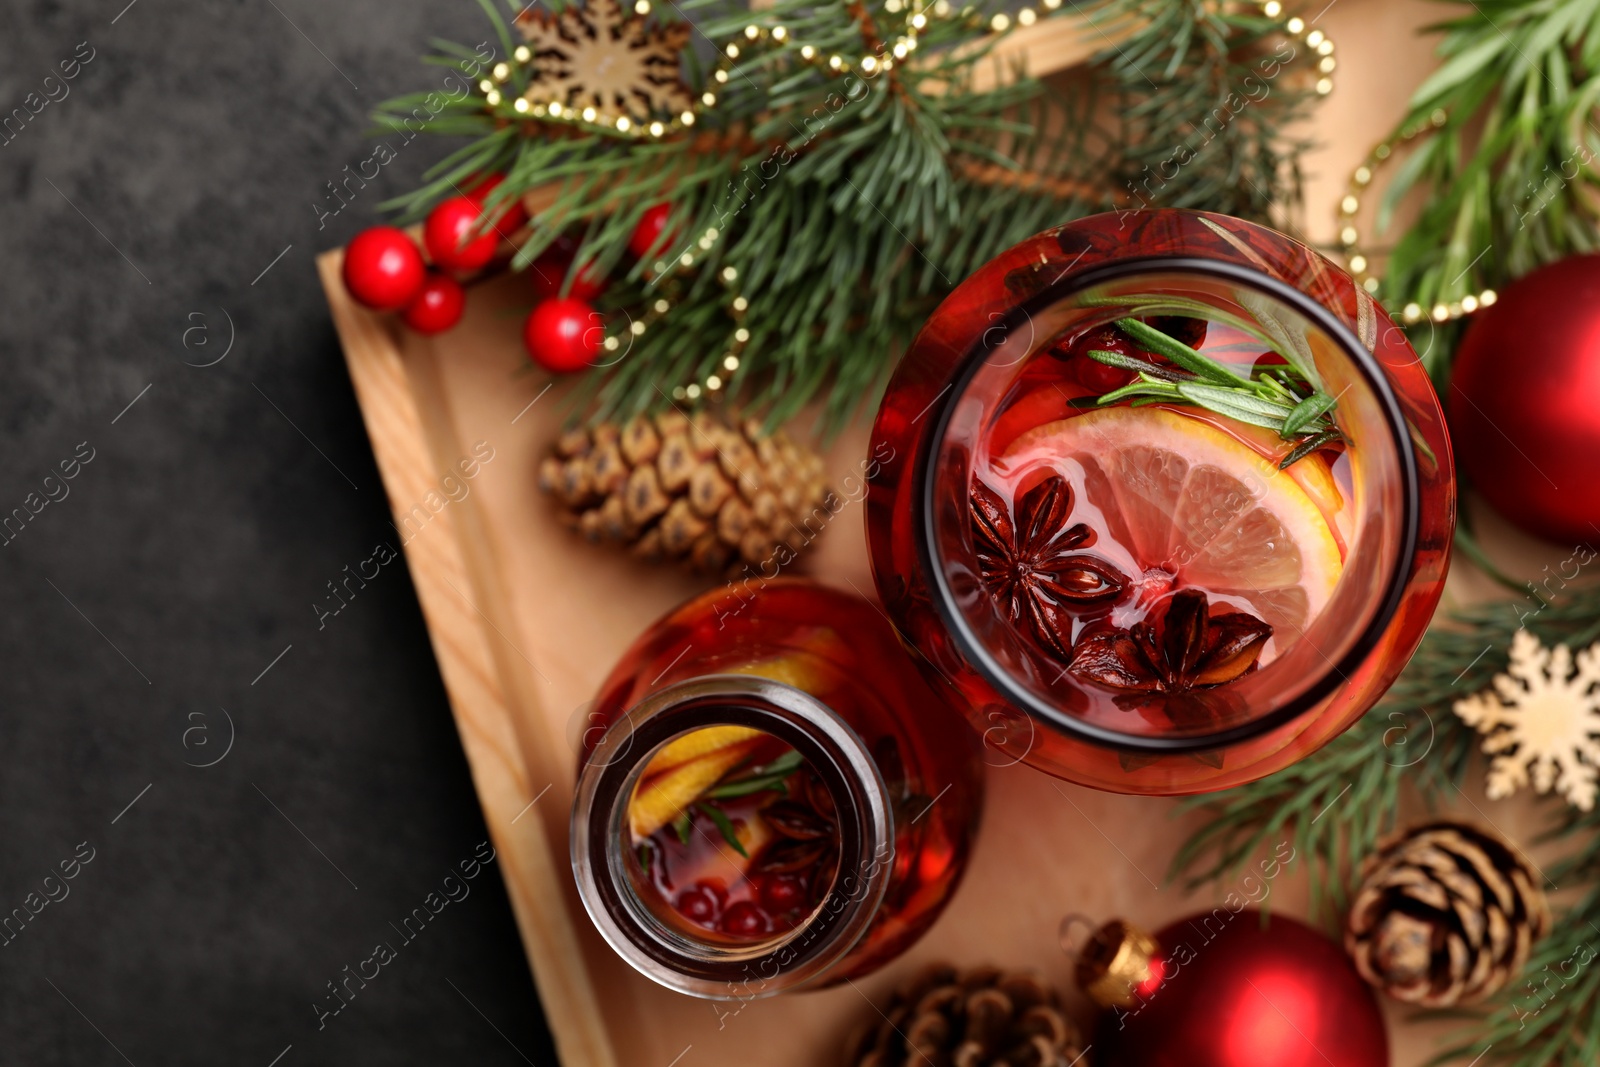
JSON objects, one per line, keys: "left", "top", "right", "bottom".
{"left": 342, "top": 185, "right": 678, "bottom": 382}
{"left": 671, "top": 871, "right": 811, "bottom": 939}
{"left": 340, "top": 173, "right": 526, "bottom": 335}
{"left": 519, "top": 202, "right": 675, "bottom": 376}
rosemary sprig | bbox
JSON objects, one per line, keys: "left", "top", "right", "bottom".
{"left": 675, "top": 749, "right": 807, "bottom": 854}
{"left": 1115, "top": 317, "right": 1253, "bottom": 386}
{"left": 696, "top": 801, "right": 749, "bottom": 857}
{"left": 1084, "top": 314, "right": 1343, "bottom": 469}
{"left": 1277, "top": 428, "right": 1343, "bottom": 469}
{"left": 705, "top": 749, "right": 804, "bottom": 799}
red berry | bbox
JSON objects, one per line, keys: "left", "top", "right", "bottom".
{"left": 674, "top": 883, "right": 722, "bottom": 926}
{"left": 719, "top": 901, "right": 774, "bottom": 939}
{"left": 424, "top": 196, "right": 500, "bottom": 273}
{"left": 541, "top": 233, "right": 581, "bottom": 260}
{"left": 1074, "top": 353, "right": 1136, "bottom": 394}
{"left": 523, "top": 297, "right": 604, "bottom": 374}
{"left": 342, "top": 227, "right": 426, "bottom": 311}
{"left": 1150, "top": 315, "right": 1207, "bottom": 349}
{"left": 529, "top": 252, "right": 607, "bottom": 302}
{"left": 400, "top": 273, "right": 465, "bottom": 335}
{"left": 627, "top": 203, "right": 676, "bottom": 259}
{"left": 464, "top": 173, "right": 529, "bottom": 232}
{"left": 758, "top": 873, "right": 806, "bottom": 913}
{"left": 1057, "top": 325, "right": 1137, "bottom": 393}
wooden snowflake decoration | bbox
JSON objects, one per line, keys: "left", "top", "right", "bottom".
{"left": 514, "top": 0, "right": 693, "bottom": 123}
{"left": 1454, "top": 631, "right": 1600, "bottom": 810}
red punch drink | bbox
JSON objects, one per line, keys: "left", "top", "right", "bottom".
{"left": 571, "top": 580, "right": 983, "bottom": 998}
{"left": 867, "top": 210, "right": 1454, "bottom": 794}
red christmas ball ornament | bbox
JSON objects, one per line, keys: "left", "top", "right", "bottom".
{"left": 523, "top": 297, "right": 603, "bottom": 374}
{"left": 400, "top": 273, "right": 465, "bottom": 335}
{"left": 424, "top": 196, "right": 500, "bottom": 273}
{"left": 628, "top": 203, "right": 676, "bottom": 259}
{"left": 1449, "top": 254, "right": 1600, "bottom": 542}
{"left": 464, "top": 172, "right": 529, "bottom": 232}
{"left": 342, "top": 227, "right": 426, "bottom": 311}
{"left": 1073, "top": 908, "right": 1388, "bottom": 1067}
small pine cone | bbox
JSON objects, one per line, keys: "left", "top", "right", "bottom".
{"left": 1345, "top": 820, "right": 1551, "bottom": 1007}
{"left": 540, "top": 411, "right": 836, "bottom": 578}
{"left": 844, "top": 965, "right": 1084, "bottom": 1067}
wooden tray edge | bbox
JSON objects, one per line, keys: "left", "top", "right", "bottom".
{"left": 304, "top": 24, "right": 1124, "bottom": 1059}
{"left": 316, "top": 249, "right": 619, "bottom": 1067}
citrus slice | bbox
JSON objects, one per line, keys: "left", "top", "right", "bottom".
{"left": 641, "top": 725, "right": 763, "bottom": 780}
{"left": 1002, "top": 406, "right": 1343, "bottom": 637}
{"left": 1216, "top": 419, "right": 1349, "bottom": 552}
{"left": 629, "top": 736, "right": 760, "bottom": 841}
{"left": 725, "top": 647, "right": 841, "bottom": 695}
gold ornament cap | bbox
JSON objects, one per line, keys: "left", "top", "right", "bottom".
{"left": 1061, "top": 915, "right": 1161, "bottom": 1009}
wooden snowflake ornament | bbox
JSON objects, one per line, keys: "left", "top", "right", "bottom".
{"left": 1453, "top": 631, "right": 1600, "bottom": 810}
{"left": 514, "top": 0, "right": 692, "bottom": 123}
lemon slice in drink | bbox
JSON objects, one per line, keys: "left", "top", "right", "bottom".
{"left": 1003, "top": 407, "right": 1343, "bottom": 637}
{"left": 642, "top": 726, "right": 764, "bottom": 779}
{"left": 629, "top": 734, "right": 761, "bottom": 841}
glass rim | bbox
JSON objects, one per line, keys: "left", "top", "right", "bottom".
{"left": 913, "top": 254, "right": 1422, "bottom": 754}
{"left": 569, "top": 674, "right": 894, "bottom": 999}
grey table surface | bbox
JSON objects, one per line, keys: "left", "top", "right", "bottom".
{"left": 1, "top": 1, "right": 560, "bottom": 1062}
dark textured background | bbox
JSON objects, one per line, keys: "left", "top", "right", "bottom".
{"left": 0, "top": 1, "right": 559, "bottom": 1062}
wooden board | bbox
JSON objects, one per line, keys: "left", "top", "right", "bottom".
{"left": 318, "top": 7, "right": 1567, "bottom": 1064}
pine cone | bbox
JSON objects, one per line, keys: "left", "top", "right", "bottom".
{"left": 538, "top": 411, "right": 836, "bottom": 577}
{"left": 844, "top": 964, "right": 1084, "bottom": 1067}
{"left": 1345, "top": 820, "right": 1551, "bottom": 1007}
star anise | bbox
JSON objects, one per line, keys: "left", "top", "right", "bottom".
{"left": 1067, "top": 589, "right": 1273, "bottom": 696}
{"left": 971, "top": 475, "right": 1128, "bottom": 661}
{"left": 752, "top": 771, "right": 839, "bottom": 899}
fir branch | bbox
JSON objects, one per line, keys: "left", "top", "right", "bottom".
{"left": 1172, "top": 580, "right": 1600, "bottom": 934}
{"left": 1085, "top": 0, "right": 1316, "bottom": 223}
{"left": 1368, "top": 0, "right": 1600, "bottom": 379}
{"left": 372, "top": 0, "right": 1322, "bottom": 429}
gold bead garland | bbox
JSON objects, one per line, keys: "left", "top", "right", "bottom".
{"left": 476, "top": 0, "right": 1081, "bottom": 141}
{"left": 481, "top": 0, "right": 1341, "bottom": 145}
{"left": 582, "top": 0, "right": 1055, "bottom": 402}
{"left": 1244, "top": 4, "right": 1339, "bottom": 97}
{"left": 1336, "top": 110, "right": 1499, "bottom": 325}
{"left": 660, "top": 1, "right": 1339, "bottom": 400}
{"left": 592, "top": 219, "right": 750, "bottom": 402}
{"left": 506, "top": 0, "right": 1340, "bottom": 398}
